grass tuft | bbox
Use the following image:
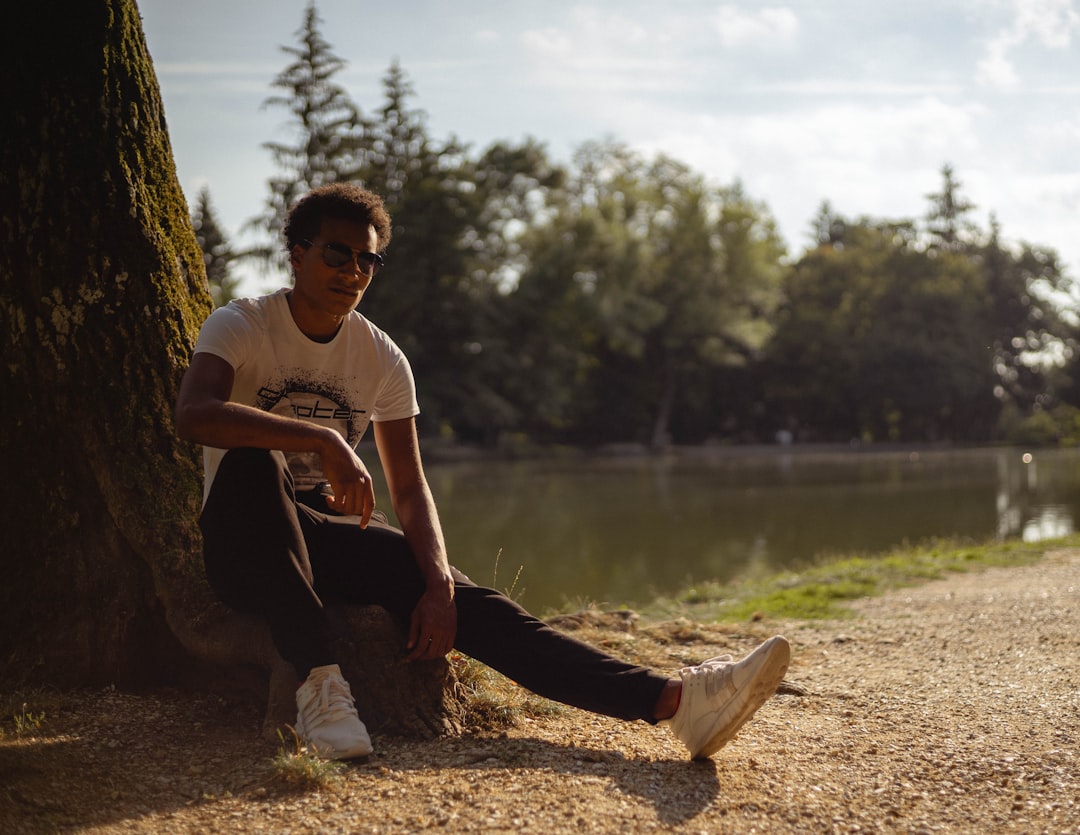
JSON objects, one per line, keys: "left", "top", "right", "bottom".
{"left": 0, "top": 689, "right": 61, "bottom": 740}
{"left": 450, "top": 652, "right": 564, "bottom": 732}
{"left": 271, "top": 726, "right": 345, "bottom": 789}
{"left": 492, "top": 548, "right": 526, "bottom": 602}
{"left": 12, "top": 704, "right": 46, "bottom": 736}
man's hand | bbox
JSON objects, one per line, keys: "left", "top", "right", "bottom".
{"left": 406, "top": 585, "right": 457, "bottom": 661}
{"left": 320, "top": 434, "right": 376, "bottom": 526}
{"left": 372, "top": 417, "right": 456, "bottom": 660}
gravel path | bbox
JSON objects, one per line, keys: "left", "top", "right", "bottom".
{"left": 2, "top": 549, "right": 1078, "bottom": 834}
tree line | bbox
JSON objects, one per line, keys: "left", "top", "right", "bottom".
{"left": 192, "top": 3, "right": 1078, "bottom": 450}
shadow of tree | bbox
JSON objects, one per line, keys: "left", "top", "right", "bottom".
{"left": 0, "top": 690, "right": 726, "bottom": 831}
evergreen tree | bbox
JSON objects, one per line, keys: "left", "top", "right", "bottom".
{"left": 807, "top": 200, "right": 847, "bottom": 248}
{"left": 349, "top": 62, "right": 494, "bottom": 439}
{"left": 925, "top": 163, "right": 977, "bottom": 252}
{"left": 246, "top": 1, "right": 362, "bottom": 271}
{"left": 191, "top": 186, "right": 239, "bottom": 306}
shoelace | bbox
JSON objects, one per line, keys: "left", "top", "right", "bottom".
{"left": 686, "top": 654, "right": 735, "bottom": 701}
{"left": 303, "top": 674, "right": 358, "bottom": 727}
{"left": 688, "top": 654, "right": 733, "bottom": 674}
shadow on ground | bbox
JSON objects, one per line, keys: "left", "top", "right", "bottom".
{"left": 0, "top": 689, "right": 723, "bottom": 832}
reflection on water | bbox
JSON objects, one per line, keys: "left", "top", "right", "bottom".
{"left": 1022, "top": 506, "right": 1073, "bottom": 542}
{"left": 367, "top": 447, "right": 1080, "bottom": 613}
{"left": 996, "top": 451, "right": 1077, "bottom": 541}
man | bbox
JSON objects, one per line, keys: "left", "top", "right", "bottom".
{"left": 175, "top": 183, "right": 790, "bottom": 761}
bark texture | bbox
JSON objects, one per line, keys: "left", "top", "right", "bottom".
{"left": 0, "top": 0, "right": 213, "bottom": 685}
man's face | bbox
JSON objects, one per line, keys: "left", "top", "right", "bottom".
{"left": 289, "top": 217, "right": 380, "bottom": 329}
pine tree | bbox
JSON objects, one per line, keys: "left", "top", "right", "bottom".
{"left": 191, "top": 186, "right": 239, "bottom": 306}
{"left": 246, "top": 1, "right": 362, "bottom": 270}
{"left": 348, "top": 61, "right": 485, "bottom": 436}
{"left": 808, "top": 200, "right": 847, "bottom": 248}
{"left": 925, "top": 163, "right": 977, "bottom": 251}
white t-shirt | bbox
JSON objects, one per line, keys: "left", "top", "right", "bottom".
{"left": 193, "top": 289, "right": 419, "bottom": 502}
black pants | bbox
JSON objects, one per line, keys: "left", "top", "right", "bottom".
{"left": 198, "top": 448, "right": 668, "bottom": 722}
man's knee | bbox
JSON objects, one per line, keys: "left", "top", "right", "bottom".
{"left": 217, "top": 447, "right": 288, "bottom": 481}
{"left": 204, "top": 448, "right": 293, "bottom": 516}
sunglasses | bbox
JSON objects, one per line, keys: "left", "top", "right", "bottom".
{"left": 302, "top": 239, "right": 384, "bottom": 276}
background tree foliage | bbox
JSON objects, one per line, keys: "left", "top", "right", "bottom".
{"left": 499, "top": 143, "right": 786, "bottom": 448}
{"left": 219, "top": 5, "right": 1076, "bottom": 449}
{"left": 763, "top": 168, "right": 1074, "bottom": 444}
{"left": 191, "top": 186, "right": 239, "bottom": 307}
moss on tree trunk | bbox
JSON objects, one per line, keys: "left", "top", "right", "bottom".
{"left": 0, "top": 0, "right": 216, "bottom": 684}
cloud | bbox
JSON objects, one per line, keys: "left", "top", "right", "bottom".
{"left": 1014, "top": 0, "right": 1080, "bottom": 48}
{"left": 710, "top": 5, "right": 800, "bottom": 48}
{"left": 746, "top": 80, "right": 965, "bottom": 96}
{"left": 520, "top": 6, "right": 660, "bottom": 61}
{"left": 646, "top": 96, "right": 981, "bottom": 177}
{"left": 625, "top": 95, "right": 985, "bottom": 252}
{"left": 519, "top": 3, "right": 798, "bottom": 78}
{"left": 976, "top": 38, "right": 1020, "bottom": 88}
{"left": 516, "top": 11, "right": 693, "bottom": 95}
{"left": 521, "top": 26, "right": 576, "bottom": 57}
{"left": 977, "top": 0, "right": 1080, "bottom": 89}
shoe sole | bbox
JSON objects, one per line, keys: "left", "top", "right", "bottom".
{"left": 693, "top": 636, "right": 790, "bottom": 760}
{"left": 299, "top": 730, "right": 373, "bottom": 760}
{"left": 295, "top": 719, "right": 373, "bottom": 760}
{"left": 313, "top": 740, "right": 373, "bottom": 760}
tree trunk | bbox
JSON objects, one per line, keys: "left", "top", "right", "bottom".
{"left": 651, "top": 358, "right": 677, "bottom": 451}
{"left": 263, "top": 607, "right": 463, "bottom": 740}
{"left": 1, "top": 0, "right": 215, "bottom": 686}
{"left": 0, "top": 0, "right": 460, "bottom": 737}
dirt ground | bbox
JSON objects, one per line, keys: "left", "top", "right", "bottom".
{"left": 2, "top": 549, "right": 1078, "bottom": 834}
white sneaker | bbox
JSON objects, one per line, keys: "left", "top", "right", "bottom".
{"left": 294, "top": 664, "right": 373, "bottom": 759}
{"left": 664, "top": 635, "right": 790, "bottom": 760}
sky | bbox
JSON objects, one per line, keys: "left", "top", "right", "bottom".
{"left": 139, "top": 0, "right": 1080, "bottom": 296}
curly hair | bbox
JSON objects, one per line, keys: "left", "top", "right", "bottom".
{"left": 282, "top": 183, "right": 393, "bottom": 253}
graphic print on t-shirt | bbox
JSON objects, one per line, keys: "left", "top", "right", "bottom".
{"left": 254, "top": 369, "right": 369, "bottom": 489}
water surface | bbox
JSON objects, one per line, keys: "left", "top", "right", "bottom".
{"left": 367, "top": 446, "right": 1080, "bottom": 612}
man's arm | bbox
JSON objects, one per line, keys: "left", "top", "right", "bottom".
{"left": 373, "top": 417, "right": 456, "bottom": 661}
{"left": 174, "top": 351, "right": 375, "bottom": 523}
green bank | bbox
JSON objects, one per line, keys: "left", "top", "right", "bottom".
{"left": 638, "top": 534, "right": 1080, "bottom": 624}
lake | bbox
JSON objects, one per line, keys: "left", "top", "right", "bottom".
{"left": 366, "top": 446, "right": 1080, "bottom": 613}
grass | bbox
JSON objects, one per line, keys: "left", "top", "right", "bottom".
{"left": 0, "top": 689, "right": 60, "bottom": 741}
{"left": 450, "top": 534, "right": 1080, "bottom": 726}
{"left": 491, "top": 547, "right": 526, "bottom": 602}
{"left": 642, "top": 534, "right": 1080, "bottom": 624}
{"left": 271, "top": 726, "right": 346, "bottom": 788}
{"left": 450, "top": 652, "right": 565, "bottom": 731}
